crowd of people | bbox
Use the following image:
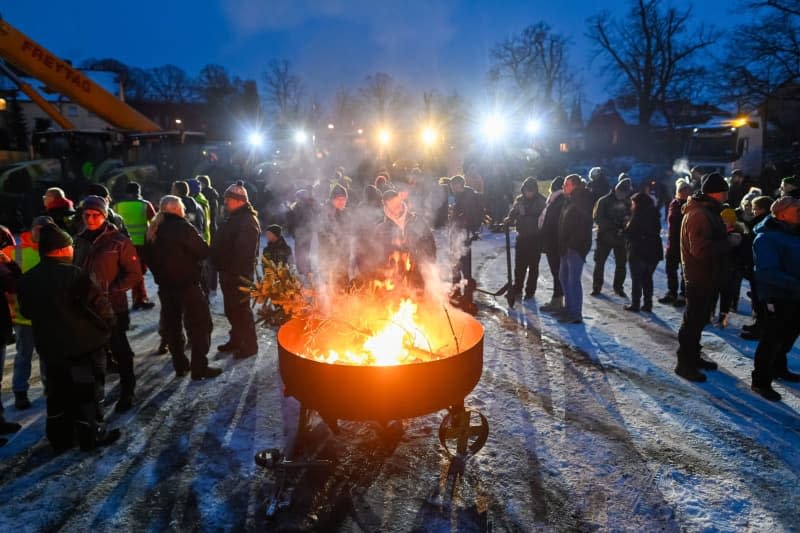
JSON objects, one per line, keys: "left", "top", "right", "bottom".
{"left": 506, "top": 166, "right": 800, "bottom": 402}
{"left": 1, "top": 162, "right": 800, "bottom": 451}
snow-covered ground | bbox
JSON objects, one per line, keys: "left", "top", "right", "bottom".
{"left": 1, "top": 229, "right": 799, "bottom": 532}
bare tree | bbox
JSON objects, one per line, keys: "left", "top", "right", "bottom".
{"left": 147, "top": 64, "right": 193, "bottom": 103}
{"left": 490, "top": 22, "right": 575, "bottom": 107}
{"left": 262, "top": 59, "right": 305, "bottom": 125}
{"left": 358, "top": 72, "right": 408, "bottom": 123}
{"left": 195, "top": 64, "right": 236, "bottom": 104}
{"left": 587, "top": 0, "right": 718, "bottom": 126}
{"left": 331, "top": 89, "right": 359, "bottom": 129}
{"left": 716, "top": 1, "right": 800, "bottom": 110}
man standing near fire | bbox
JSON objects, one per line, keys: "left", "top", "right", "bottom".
{"left": 211, "top": 181, "right": 260, "bottom": 359}
{"left": 446, "top": 175, "right": 482, "bottom": 314}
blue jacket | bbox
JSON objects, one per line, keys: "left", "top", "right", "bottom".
{"left": 752, "top": 216, "right": 800, "bottom": 301}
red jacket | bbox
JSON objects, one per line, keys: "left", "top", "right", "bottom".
{"left": 74, "top": 223, "right": 142, "bottom": 313}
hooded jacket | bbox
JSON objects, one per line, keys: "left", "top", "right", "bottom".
{"left": 593, "top": 189, "right": 631, "bottom": 247}
{"left": 679, "top": 193, "right": 730, "bottom": 286}
{"left": 752, "top": 216, "right": 800, "bottom": 301}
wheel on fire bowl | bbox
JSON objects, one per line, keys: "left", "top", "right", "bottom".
{"left": 438, "top": 406, "right": 489, "bottom": 458}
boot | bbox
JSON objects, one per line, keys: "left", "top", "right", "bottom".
{"left": 14, "top": 391, "right": 31, "bottom": 410}
{"left": 540, "top": 295, "right": 564, "bottom": 313}
{"left": 658, "top": 293, "right": 676, "bottom": 304}
{"left": 192, "top": 366, "right": 223, "bottom": 381}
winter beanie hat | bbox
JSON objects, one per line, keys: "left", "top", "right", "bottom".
{"left": 81, "top": 195, "right": 108, "bottom": 216}
{"left": 617, "top": 172, "right": 630, "bottom": 183}
{"left": 330, "top": 184, "right": 348, "bottom": 200}
{"left": 615, "top": 178, "right": 633, "bottom": 195}
{"left": 550, "top": 176, "right": 564, "bottom": 192}
{"left": 85, "top": 183, "right": 110, "bottom": 199}
{"left": 521, "top": 177, "right": 538, "bottom": 193}
{"left": 701, "top": 172, "right": 729, "bottom": 194}
{"left": 770, "top": 196, "right": 800, "bottom": 217}
{"left": 740, "top": 187, "right": 762, "bottom": 208}
{"left": 187, "top": 178, "right": 201, "bottom": 196}
{"left": 266, "top": 224, "right": 282, "bottom": 238}
{"left": 125, "top": 181, "right": 141, "bottom": 195}
{"left": 38, "top": 223, "right": 73, "bottom": 255}
{"left": 224, "top": 180, "right": 249, "bottom": 202}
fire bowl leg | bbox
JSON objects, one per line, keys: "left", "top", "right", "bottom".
{"left": 438, "top": 406, "right": 489, "bottom": 458}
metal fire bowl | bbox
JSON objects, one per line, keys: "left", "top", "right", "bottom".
{"left": 277, "top": 315, "right": 484, "bottom": 423}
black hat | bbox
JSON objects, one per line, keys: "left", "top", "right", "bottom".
{"left": 265, "top": 224, "right": 282, "bottom": 238}
{"left": 85, "top": 183, "right": 110, "bottom": 199}
{"left": 126, "top": 181, "right": 141, "bottom": 195}
{"left": 521, "top": 176, "right": 538, "bottom": 192}
{"left": 550, "top": 176, "right": 564, "bottom": 192}
{"left": 701, "top": 172, "right": 729, "bottom": 194}
{"left": 38, "top": 223, "right": 73, "bottom": 255}
{"left": 615, "top": 178, "right": 633, "bottom": 195}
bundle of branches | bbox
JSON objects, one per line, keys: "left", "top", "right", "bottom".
{"left": 240, "top": 258, "right": 313, "bottom": 326}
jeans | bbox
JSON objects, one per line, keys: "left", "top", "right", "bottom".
{"left": 546, "top": 251, "right": 563, "bottom": 298}
{"left": 559, "top": 249, "right": 585, "bottom": 320}
{"left": 13, "top": 324, "right": 46, "bottom": 393}
{"left": 629, "top": 259, "right": 657, "bottom": 308}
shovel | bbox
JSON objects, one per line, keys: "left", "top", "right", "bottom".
{"left": 473, "top": 223, "right": 515, "bottom": 308}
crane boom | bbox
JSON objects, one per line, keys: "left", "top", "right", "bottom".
{"left": 0, "top": 19, "right": 161, "bottom": 132}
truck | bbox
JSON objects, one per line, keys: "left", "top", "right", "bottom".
{"left": 684, "top": 112, "right": 763, "bottom": 178}
{"left": 0, "top": 18, "right": 207, "bottom": 228}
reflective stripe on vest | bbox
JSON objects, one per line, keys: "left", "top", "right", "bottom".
{"left": 115, "top": 200, "right": 149, "bottom": 246}
{"left": 12, "top": 236, "right": 40, "bottom": 326}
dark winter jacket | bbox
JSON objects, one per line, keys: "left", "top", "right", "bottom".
{"left": 211, "top": 203, "right": 260, "bottom": 280}
{"left": 0, "top": 259, "right": 21, "bottom": 343}
{"left": 178, "top": 194, "right": 206, "bottom": 236}
{"left": 540, "top": 190, "right": 566, "bottom": 255}
{"left": 451, "top": 186, "right": 483, "bottom": 234}
{"left": 286, "top": 198, "right": 317, "bottom": 242}
{"left": 665, "top": 197, "right": 687, "bottom": 259}
{"left": 752, "top": 216, "right": 800, "bottom": 301}
{"left": 143, "top": 213, "right": 210, "bottom": 289}
{"left": 558, "top": 187, "right": 595, "bottom": 258}
{"left": 680, "top": 193, "right": 731, "bottom": 286}
{"left": 593, "top": 190, "right": 631, "bottom": 247}
{"left": 262, "top": 236, "right": 293, "bottom": 266}
{"left": 624, "top": 195, "right": 663, "bottom": 264}
{"left": 73, "top": 222, "right": 143, "bottom": 313}
{"left": 18, "top": 257, "right": 114, "bottom": 361}
{"left": 506, "top": 192, "right": 546, "bottom": 238}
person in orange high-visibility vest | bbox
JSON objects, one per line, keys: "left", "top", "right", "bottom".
{"left": 114, "top": 182, "right": 156, "bottom": 311}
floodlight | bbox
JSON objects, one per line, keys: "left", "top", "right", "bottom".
{"left": 248, "top": 132, "right": 264, "bottom": 147}
{"left": 421, "top": 127, "right": 438, "bottom": 146}
{"left": 482, "top": 114, "right": 508, "bottom": 143}
{"left": 294, "top": 130, "right": 308, "bottom": 144}
{"left": 525, "top": 119, "right": 542, "bottom": 134}
{"left": 378, "top": 129, "right": 391, "bottom": 145}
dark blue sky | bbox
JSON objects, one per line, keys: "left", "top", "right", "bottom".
{"left": 2, "top": 1, "right": 745, "bottom": 111}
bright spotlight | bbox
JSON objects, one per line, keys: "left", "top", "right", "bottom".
{"left": 294, "top": 130, "right": 308, "bottom": 144}
{"left": 421, "top": 127, "right": 438, "bottom": 146}
{"left": 327, "top": 123, "right": 335, "bottom": 130}
{"left": 525, "top": 119, "right": 542, "bottom": 134}
{"left": 248, "top": 132, "right": 264, "bottom": 147}
{"left": 482, "top": 114, "right": 508, "bottom": 143}
{"left": 378, "top": 129, "right": 391, "bottom": 145}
